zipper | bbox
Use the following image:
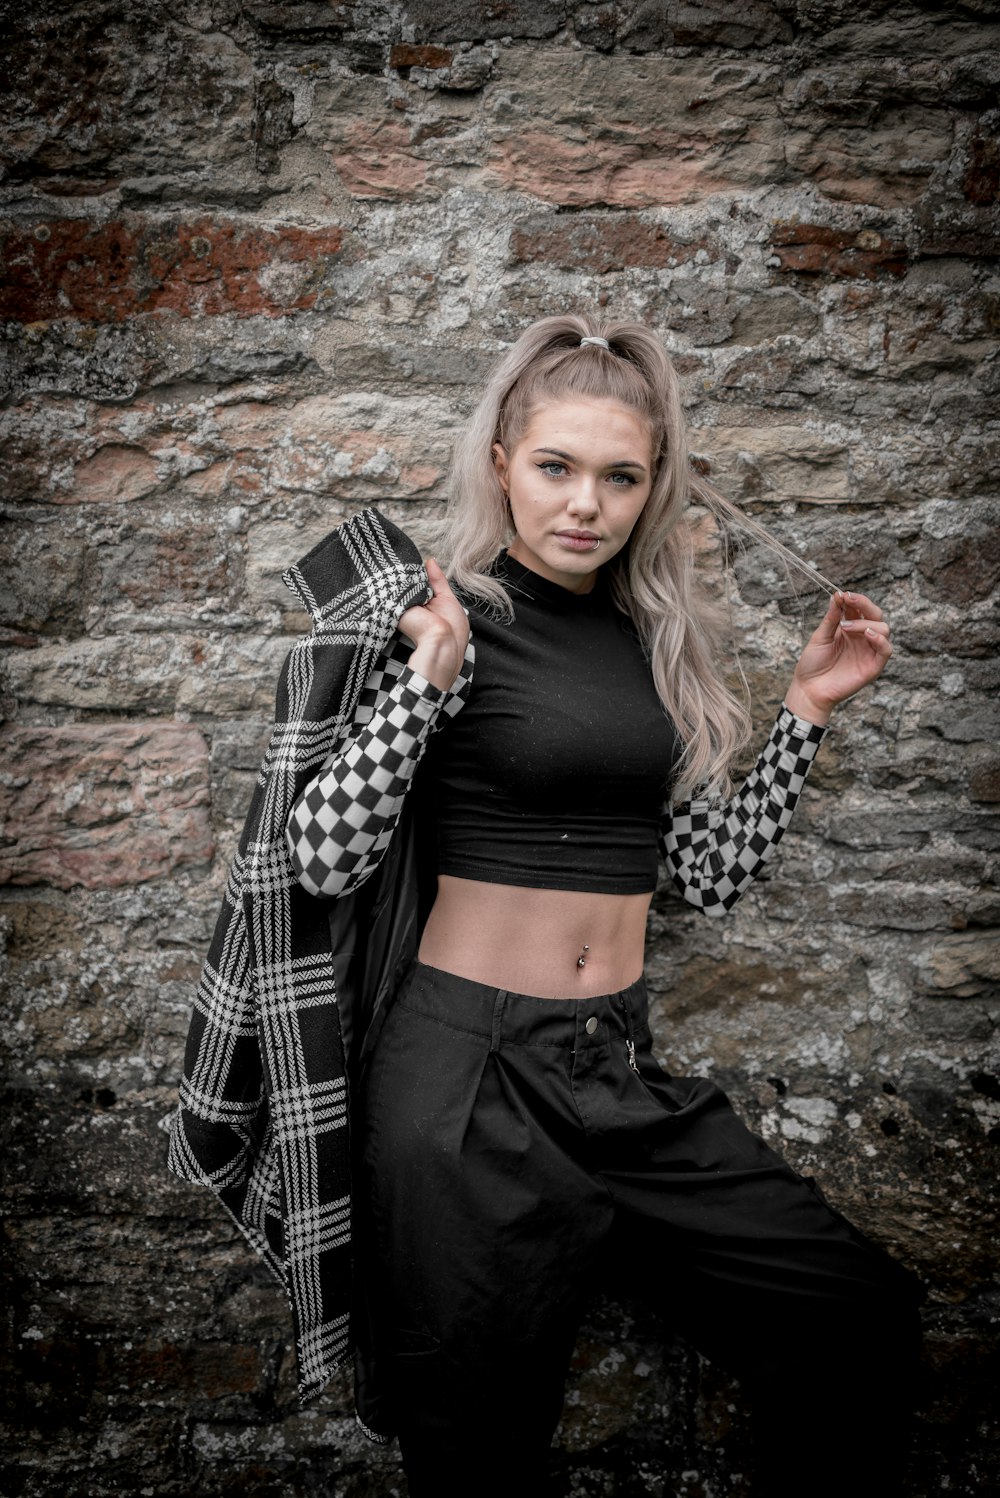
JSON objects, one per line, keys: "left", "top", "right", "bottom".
{"left": 618, "top": 994, "right": 639, "bottom": 1072}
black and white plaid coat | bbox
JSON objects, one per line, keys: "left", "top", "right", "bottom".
{"left": 168, "top": 505, "right": 827, "bottom": 1425}
{"left": 166, "top": 508, "right": 474, "bottom": 1425}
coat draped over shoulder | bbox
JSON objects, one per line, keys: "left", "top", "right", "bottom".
{"left": 166, "top": 507, "right": 472, "bottom": 1416}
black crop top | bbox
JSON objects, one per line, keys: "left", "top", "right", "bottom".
{"left": 285, "top": 557, "right": 829, "bottom": 914}
{"left": 422, "top": 553, "right": 681, "bottom": 894}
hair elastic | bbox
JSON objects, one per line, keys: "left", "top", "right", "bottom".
{"left": 579, "top": 336, "right": 610, "bottom": 350}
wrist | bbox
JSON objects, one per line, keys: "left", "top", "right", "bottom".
{"left": 407, "top": 640, "right": 461, "bottom": 693}
{"left": 783, "top": 679, "right": 832, "bottom": 728}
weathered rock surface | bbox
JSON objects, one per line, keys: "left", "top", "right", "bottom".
{"left": 0, "top": 722, "right": 214, "bottom": 889}
{"left": 1, "top": 1, "right": 997, "bottom": 1494}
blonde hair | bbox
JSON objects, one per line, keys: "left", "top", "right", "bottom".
{"left": 436, "top": 314, "right": 837, "bottom": 801}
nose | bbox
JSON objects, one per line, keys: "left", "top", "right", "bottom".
{"left": 567, "top": 475, "right": 600, "bottom": 519}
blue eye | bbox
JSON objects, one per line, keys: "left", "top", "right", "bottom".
{"left": 608, "top": 472, "right": 638, "bottom": 486}
{"left": 537, "top": 461, "right": 566, "bottom": 477}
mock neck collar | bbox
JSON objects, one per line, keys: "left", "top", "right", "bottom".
{"left": 494, "top": 550, "right": 610, "bottom": 610}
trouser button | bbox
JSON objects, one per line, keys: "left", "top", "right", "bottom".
{"left": 585, "top": 1016, "right": 598, "bottom": 1035}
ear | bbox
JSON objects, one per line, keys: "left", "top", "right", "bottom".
{"left": 492, "top": 441, "right": 509, "bottom": 493}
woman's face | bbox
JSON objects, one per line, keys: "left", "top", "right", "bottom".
{"left": 493, "top": 397, "right": 654, "bottom": 595}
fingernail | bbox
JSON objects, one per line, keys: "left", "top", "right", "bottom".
{"left": 843, "top": 590, "right": 853, "bottom": 600}
{"left": 865, "top": 626, "right": 877, "bottom": 636}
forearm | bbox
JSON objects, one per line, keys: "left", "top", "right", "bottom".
{"left": 285, "top": 664, "right": 447, "bottom": 898}
{"left": 660, "top": 702, "right": 828, "bottom": 915}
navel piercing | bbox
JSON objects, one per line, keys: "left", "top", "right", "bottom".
{"left": 577, "top": 945, "right": 590, "bottom": 969}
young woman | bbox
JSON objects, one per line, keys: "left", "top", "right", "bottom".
{"left": 284, "top": 316, "right": 924, "bottom": 1497}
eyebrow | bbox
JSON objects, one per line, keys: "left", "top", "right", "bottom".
{"left": 530, "top": 447, "right": 647, "bottom": 471}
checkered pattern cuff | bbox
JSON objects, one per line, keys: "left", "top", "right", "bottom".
{"left": 286, "top": 665, "right": 448, "bottom": 899}
{"left": 661, "top": 701, "right": 827, "bottom": 916}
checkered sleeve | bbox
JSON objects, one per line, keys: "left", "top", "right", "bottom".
{"left": 660, "top": 703, "right": 828, "bottom": 916}
{"left": 286, "top": 662, "right": 448, "bottom": 899}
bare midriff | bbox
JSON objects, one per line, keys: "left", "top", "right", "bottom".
{"left": 416, "top": 874, "right": 653, "bottom": 1000}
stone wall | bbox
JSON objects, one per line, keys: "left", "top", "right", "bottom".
{"left": 2, "top": 1, "right": 998, "bottom": 1493}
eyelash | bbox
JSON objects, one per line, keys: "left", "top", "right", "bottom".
{"left": 536, "top": 462, "right": 638, "bottom": 487}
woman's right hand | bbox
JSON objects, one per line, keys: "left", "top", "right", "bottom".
{"left": 398, "top": 557, "right": 470, "bottom": 692}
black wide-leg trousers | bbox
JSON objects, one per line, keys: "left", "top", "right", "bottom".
{"left": 360, "top": 960, "right": 925, "bottom": 1498}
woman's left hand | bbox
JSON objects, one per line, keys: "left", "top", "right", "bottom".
{"left": 783, "top": 590, "right": 892, "bottom": 728}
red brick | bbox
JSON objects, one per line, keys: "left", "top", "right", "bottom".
{"left": 769, "top": 222, "right": 908, "bottom": 280}
{"left": 509, "top": 215, "right": 719, "bottom": 273}
{"left": 0, "top": 216, "right": 345, "bottom": 323}
{"left": 963, "top": 128, "right": 1000, "bottom": 208}
{"left": 0, "top": 722, "right": 213, "bottom": 889}
{"left": 329, "top": 119, "right": 431, "bottom": 200}
{"left": 110, "top": 1340, "right": 262, "bottom": 1398}
{"left": 69, "top": 444, "right": 161, "bottom": 504}
{"left": 489, "top": 131, "right": 720, "bottom": 208}
{"left": 390, "top": 43, "right": 453, "bottom": 69}
{"left": 970, "top": 758, "right": 1000, "bottom": 804}
{"left": 112, "top": 520, "right": 237, "bottom": 611}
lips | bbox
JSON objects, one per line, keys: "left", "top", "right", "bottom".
{"left": 556, "top": 529, "right": 601, "bottom": 552}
